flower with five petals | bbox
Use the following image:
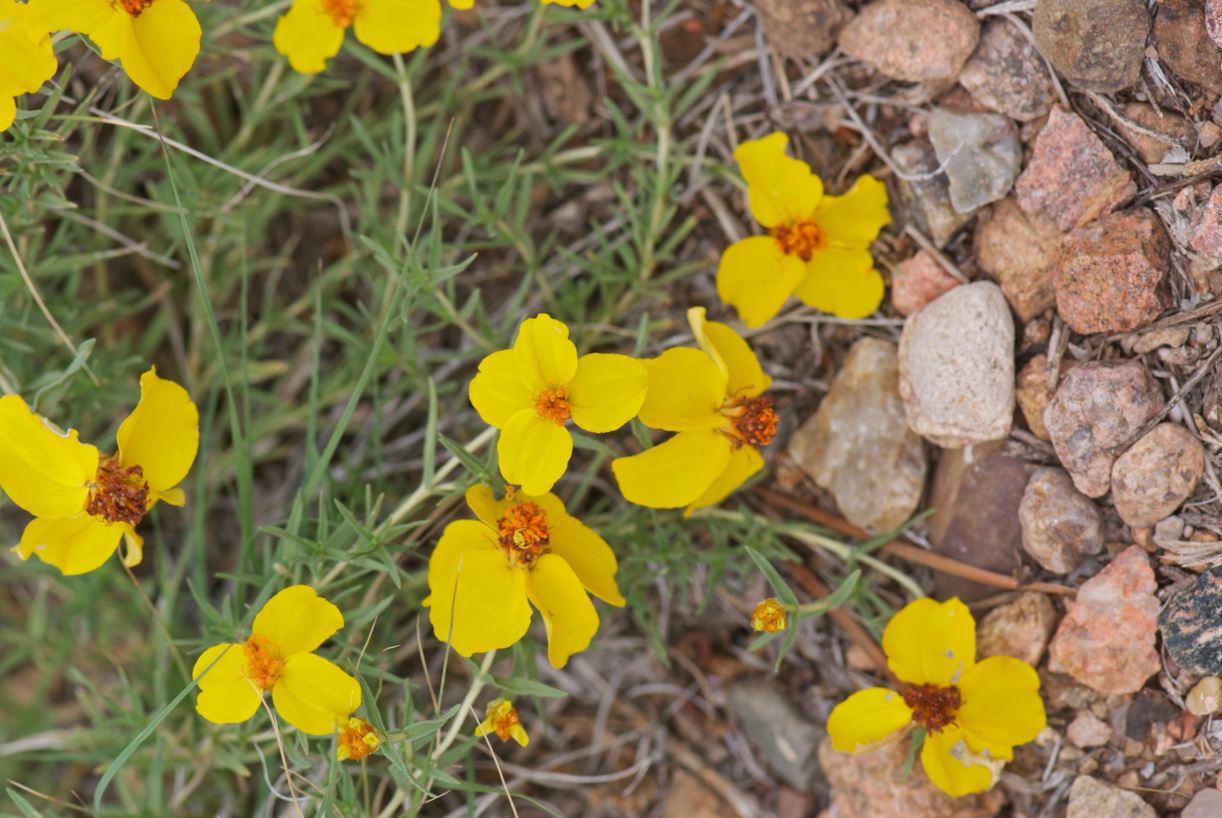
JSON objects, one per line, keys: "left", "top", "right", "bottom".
{"left": 827, "top": 598, "right": 1046, "bottom": 797}
{"left": 425, "top": 484, "right": 625, "bottom": 668}
{"left": 273, "top": 0, "right": 451, "bottom": 75}
{"left": 611, "top": 307, "right": 776, "bottom": 513}
{"left": 1, "top": 367, "right": 198, "bottom": 576}
{"left": 469, "top": 313, "right": 647, "bottom": 496}
{"left": 193, "top": 585, "right": 362, "bottom": 736}
{"left": 717, "top": 132, "right": 890, "bottom": 327}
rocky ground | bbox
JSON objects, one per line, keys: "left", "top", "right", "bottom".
{"left": 674, "top": 0, "right": 1222, "bottom": 816}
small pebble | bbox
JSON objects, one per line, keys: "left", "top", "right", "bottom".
{"left": 1187, "top": 676, "right": 1222, "bottom": 717}
{"left": 1067, "top": 713, "right": 1112, "bottom": 748}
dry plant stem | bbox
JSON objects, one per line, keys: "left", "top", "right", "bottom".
{"left": 755, "top": 488, "right": 1076, "bottom": 597}
{"left": 789, "top": 561, "right": 891, "bottom": 676}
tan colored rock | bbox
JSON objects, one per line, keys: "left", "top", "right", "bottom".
{"left": 1186, "top": 676, "right": 1222, "bottom": 717}
{"left": 1015, "top": 354, "right": 1070, "bottom": 440}
{"left": 838, "top": 0, "right": 979, "bottom": 83}
{"left": 977, "top": 592, "right": 1057, "bottom": 665}
{"left": 755, "top": 0, "right": 853, "bottom": 60}
{"left": 1153, "top": 0, "right": 1222, "bottom": 94}
{"left": 1117, "top": 103, "right": 1196, "bottom": 165}
{"left": 974, "top": 197, "right": 1062, "bottom": 321}
{"left": 959, "top": 18, "right": 1056, "bottom": 122}
{"left": 1067, "top": 713, "right": 1112, "bottom": 748}
{"left": 1111, "top": 423, "right": 1206, "bottom": 528}
{"left": 1015, "top": 107, "right": 1136, "bottom": 232}
{"left": 1066, "top": 775, "right": 1156, "bottom": 818}
{"left": 1048, "top": 546, "right": 1161, "bottom": 695}
{"left": 1019, "top": 467, "right": 1104, "bottom": 574}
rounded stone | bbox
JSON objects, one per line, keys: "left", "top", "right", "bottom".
{"left": 1111, "top": 423, "right": 1206, "bottom": 528}
{"left": 1033, "top": 0, "right": 1149, "bottom": 93}
{"left": 1186, "top": 676, "right": 1222, "bottom": 717}
{"left": 1067, "top": 713, "right": 1112, "bottom": 748}
{"left": 1019, "top": 467, "right": 1104, "bottom": 574}
{"left": 898, "top": 281, "right": 1015, "bottom": 447}
{"left": 838, "top": 0, "right": 980, "bottom": 83}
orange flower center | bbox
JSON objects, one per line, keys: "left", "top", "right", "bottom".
{"left": 115, "top": 0, "right": 153, "bottom": 15}
{"left": 85, "top": 454, "right": 150, "bottom": 525}
{"left": 772, "top": 217, "right": 827, "bottom": 262}
{"left": 488, "top": 702, "right": 523, "bottom": 742}
{"left": 534, "top": 387, "right": 572, "bottom": 425}
{"left": 497, "top": 501, "right": 550, "bottom": 568}
{"left": 322, "top": 0, "right": 359, "bottom": 25}
{"left": 338, "top": 717, "right": 381, "bottom": 761}
{"left": 750, "top": 598, "right": 787, "bottom": 633}
{"left": 243, "top": 634, "right": 284, "bottom": 691}
{"left": 900, "top": 683, "right": 961, "bottom": 734}
{"left": 724, "top": 395, "right": 778, "bottom": 449}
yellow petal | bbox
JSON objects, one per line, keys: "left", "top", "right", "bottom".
{"left": 469, "top": 349, "right": 533, "bottom": 429}
{"left": 448, "top": 0, "right": 473, "bottom": 7}
{"left": 541, "top": 0, "right": 595, "bottom": 6}
{"left": 352, "top": 0, "right": 441, "bottom": 55}
{"left": 0, "top": 395, "right": 97, "bottom": 519}
{"left": 273, "top": 0, "right": 345, "bottom": 75}
{"left": 546, "top": 506, "right": 625, "bottom": 606}
{"left": 15, "top": 515, "right": 125, "bottom": 576}
{"left": 685, "top": 443, "right": 763, "bottom": 514}
{"left": 116, "top": 367, "right": 199, "bottom": 494}
{"left": 464, "top": 484, "right": 509, "bottom": 528}
{"left": 689, "top": 308, "right": 771, "bottom": 399}
{"left": 192, "top": 643, "right": 262, "bottom": 725}
{"left": 512, "top": 314, "right": 578, "bottom": 392}
{"left": 525, "top": 553, "right": 599, "bottom": 668}
{"left": 88, "top": 11, "right": 128, "bottom": 60}
{"left": 272, "top": 653, "right": 361, "bottom": 736}
{"left": 0, "top": 0, "right": 57, "bottom": 96}
{"left": 251, "top": 585, "right": 345, "bottom": 658}
{"left": 920, "top": 726, "right": 997, "bottom": 798}
{"left": 793, "top": 250, "right": 884, "bottom": 320}
{"left": 0, "top": 95, "right": 13, "bottom": 131}
{"left": 637, "top": 348, "right": 727, "bottom": 432}
{"left": 716, "top": 236, "right": 805, "bottom": 329}
{"left": 497, "top": 409, "right": 573, "bottom": 496}
{"left": 814, "top": 175, "right": 891, "bottom": 247}
{"left": 734, "top": 132, "right": 822, "bottom": 227}
{"left": 116, "top": 0, "right": 201, "bottom": 99}
{"left": 22, "top": 0, "right": 114, "bottom": 38}
{"left": 957, "top": 656, "right": 1046, "bottom": 751}
{"left": 510, "top": 724, "right": 529, "bottom": 746}
{"left": 120, "top": 527, "right": 145, "bottom": 568}
{"left": 882, "top": 597, "right": 975, "bottom": 687}
{"left": 827, "top": 687, "right": 912, "bottom": 753}
{"left": 427, "top": 521, "right": 532, "bottom": 656}
{"left": 611, "top": 430, "right": 731, "bottom": 508}
{"left": 566, "top": 353, "right": 647, "bottom": 433}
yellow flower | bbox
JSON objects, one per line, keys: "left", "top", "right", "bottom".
{"left": 192, "top": 585, "right": 362, "bottom": 736}
{"left": 717, "top": 132, "right": 890, "bottom": 327}
{"left": 0, "top": 0, "right": 57, "bottom": 131}
{"left": 1, "top": 367, "right": 198, "bottom": 576}
{"left": 337, "top": 716, "right": 381, "bottom": 761}
{"left": 273, "top": 0, "right": 444, "bottom": 75}
{"left": 24, "top": 0, "right": 200, "bottom": 100}
{"left": 475, "top": 698, "right": 528, "bottom": 746}
{"left": 826, "top": 598, "right": 1046, "bottom": 797}
{"left": 751, "top": 598, "right": 787, "bottom": 633}
{"left": 469, "top": 313, "right": 647, "bottom": 496}
{"left": 542, "top": 0, "right": 596, "bottom": 6}
{"left": 425, "top": 484, "right": 625, "bottom": 668}
{"left": 611, "top": 307, "right": 775, "bottom": 513}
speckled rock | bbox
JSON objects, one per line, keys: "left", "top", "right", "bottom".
{"left": 1048, "top": 546, "right": 1161, "bottom": 695}
{"left": 1066, "top": 776, "right": 1156, "bottom": 818}
{"left": 977, "top": 592, "right": 1057, "bottom": 666}
{"left": 899, "top": 282, "right": 1015, "bottom": 447}
{"left": 819, "top": 738, "right": 1005, "bottom": 818}
{"left": 959, "top": 18, "right": 1056, "bottom": 122}
{"left": 974, "top": 197, "right": 1062, "bottom": 322}
{"left": 893, "top": 140, "right": 974, "bottom": 247}
{"left": 1033, "top": 0, "right": 1149, "bottom": 92}
{"left": 755, "top": 0, "right": 854, "bottom": 59}
{"left": 1043, "top": 360, "right": 1163, "bottom": 497}
{"left": 928, "top": 109, "right": 1022, "bottom": 214}
{"left": 1184, "top": 789, "right": 1222, "bottom": 818}
{"left": 1019, "top": 467, "right": 1104, "bottom": 573}
{"left": 1153, "top": 0, "right": 1222, "bottom": 94}
{"left": 1111, "top": 423, "right": 1205, "bottom": 528}
{"left": 1117, "top": 102, "right": 1197, "bottom": 165}
{"left": 891, "top": 250, "right": 960, "bottom": 316}
{"left": 1054, "top": 209, "right": 1174, "bottom": 335}
{"left": 1015, "top": 108, "right": 1136, "bottom": 232}
{"left": 1160, "top": 568, "right": 1222, "bottom": 675}
{"left": 789, "top": 338, "right": 927, "bottom": 532}
{"left": 838, "top": 0, "right": 980, "bottom": 83}
{"left": 929, "top": 443, "right": 1029, "bottom": 602}
{"left": 1067, "top": 713, "right": 1112, "bottom": 748}
{"left": 1189, "top": 184, "right": 1222, "bottom": 262}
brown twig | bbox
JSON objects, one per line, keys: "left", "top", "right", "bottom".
{"left": 755, "top": 488, "right": 1076, "bottom": 597}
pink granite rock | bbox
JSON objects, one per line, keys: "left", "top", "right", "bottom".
{"left": 1053, "top": 209, "right": 1174, "bottom": 334}
{"left": 959, "top": 18, "right": 1056, "bottom": 122}
{"left": 1048, "top": 545, "right": 1161, "bottom": 694}
{"left": 1189, "top": 185, "right": 1222, "bottom": 261}
{"left": 1043, "top": 360, "right": 1163, "bottom": 497}
{"left": 1015, "top": 108, "right": 1136, "bottom": 232}
{"left": 891, "top": 251, "right": 960, "bottom": 316}
{"left": 838, "top": 0, "right": 980, "bottom": 83}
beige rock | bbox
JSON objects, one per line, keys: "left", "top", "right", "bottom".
{"left": 1111, "top": 423, "right": 1206, "bottom": 528}
{"left": 1067, "top": 713, "right": 1112, "bottom": 748}
{"left": 1186, "top": 676, "right": 1222, "bottom": 716}
{"left": 755, "top": 0, "right": 853, "bottom": 60}
{"left": 977, "top": 592, "right": 1058, "bottom": 665}
{"left": 838, "top": 0, "right": 979, "bottom": 83}
{"left": 1019, "top": 467, "right": 1104, "bottom": 574}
